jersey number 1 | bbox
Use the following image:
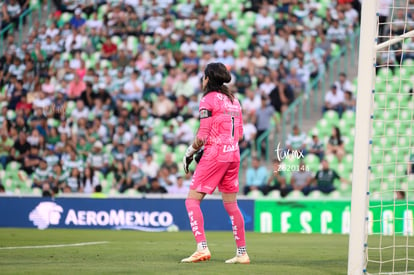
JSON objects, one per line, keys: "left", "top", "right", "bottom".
{"left": 231, "top": 116, "right": 234, "bottom": 138}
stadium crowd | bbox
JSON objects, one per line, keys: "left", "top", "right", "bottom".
{"left": 0, "top": 0, "right": 364, "bottom": 197}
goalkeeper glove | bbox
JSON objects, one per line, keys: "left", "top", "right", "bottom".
{"left": 183, "top": 145, "right": 197, "bottom": 174}
{"left": 194, "top": 148, "right": 204, "bottom": 164}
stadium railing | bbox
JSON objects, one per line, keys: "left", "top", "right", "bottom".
{"left": 0, "top": 0, "right": 52, "bottom": 56}
{"left": 279, "top": 28, "right": 360, "bottom": 143}
{"left": 0, "top": 24, "right": 13, "bottom": 55}
{"left": 256, "top": 130, "right": 270, "bottom": 161}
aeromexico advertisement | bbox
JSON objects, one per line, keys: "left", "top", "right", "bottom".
{"left": 0, "top": 197, "right": 254, "bottom": 231}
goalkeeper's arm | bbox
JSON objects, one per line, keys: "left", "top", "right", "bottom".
{"left": 183, "top": 137, "right": 205, "bottom": 174}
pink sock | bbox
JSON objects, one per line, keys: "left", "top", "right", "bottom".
{"left": 223, "top": 201, "right": 246, "bottom": 248}
{"left": 185, "top": 199, "right": 206, "bottom": 244}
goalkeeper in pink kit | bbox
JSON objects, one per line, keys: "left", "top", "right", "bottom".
{"left": 181, "top": 62, "right": 249, "bottom": 264}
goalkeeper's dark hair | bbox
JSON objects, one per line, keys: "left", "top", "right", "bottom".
{"left": 202, "top": 62, "right": 234, "bottom": 103}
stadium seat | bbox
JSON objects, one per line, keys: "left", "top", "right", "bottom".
{"left": 325, "top": 154, "right": 339, "bottom": 170}
{"left": 341, "top": 111, "right": 355, "bottom": 126}
{"left": 31, "top": 188, "right": 42, "bottom": 196}
{"left": 286, "top": 190, "right": 304, "bottom": 199}
{"left": 125, "top": 188, "right": 138, "bottom": 196}
{"left": 323, "top": 110, "right": 339, "bottom": 127}
{"left": 247, "top": 190, "right": 263, "bottom": 198}
{"left": 304, "top": 154, "right": 320, "bottom": 172}
{"left": 243, "top": 11, "right": 256, "bottom": 25}
{"left": 309, "top": 190, "right": 323, "bottom": 199}
{"left": 267, "top": 190, "right": 281, "bottom": 198}
{"left": 316, "top": 118, "right": 331, "bottom": 138}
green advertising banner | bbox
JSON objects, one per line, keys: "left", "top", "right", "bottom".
{"left": 255, "top": 200, "right": 414, "bottom": 235}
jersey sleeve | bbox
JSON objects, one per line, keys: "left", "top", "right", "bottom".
{"left": 196, "top": 94, "right": 214, "bottom": 142}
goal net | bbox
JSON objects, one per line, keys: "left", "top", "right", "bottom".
{"left": 348, "top": 0, "right": 414, "bottom": 274}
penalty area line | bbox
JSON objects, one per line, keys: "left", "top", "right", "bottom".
{"left": 0, "top": 241, "right": 109, "bottom": 250}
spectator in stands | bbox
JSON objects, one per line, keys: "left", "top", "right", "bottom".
{"left": 308, "top": 159, "right": 348, "bottom": 194}
{"left": 244, "top": 157, "right": 268, "bottom": 195}
{"left": 124, "top": 162, "right": 147, "bottom": 193}
{"left": 308, "top": 134, "right": 325, "bottom": 161}
{"left": 323, "top": 84, "right": 344, "bottom": 116}
{"left": 86, "top": 141, "right": 109, "bottom": 175}
{"left": 50, "top": 163, "right": 69, "bottom": 189}
{"left": 259, "top": 75, "right": 276, "bottom": 96}
{"left": 326, "top": 126, "right": 345, "bottom": 163}
{"left": 269, "top": 81, "right": 295, "bottom": 114}
{"left": 335, "top": 72, "right": 353, "bottom": 94}
{"left": 327, "top": 19, "right": 347, "bottom": 45}
{"left": 0, "top": 183, "right": 5, "bottom": 193}
{"left": 67, "top": 74, "right": 86, "bottom": 99}
{"left": 239, "top": 116, "right": 257, "bottom": 154}
{"left": 158, "top": 166, "right": 176, "bottom": 189}
{"left": 146, "top": 178, "right": 167, "bottom": 194}
{"left": 70, "top": 99, "right": 89, "bottom": 123}
{"left": 173, "top": 71, "right": 195, "bottom": 99}
{"left": 63, "top": 147, "right": 84, "bottom": 174}
{"left": 264, "top": 159, "right": 291, "bottom": 197}
{"left": 32, "top": 159, "right": 51, "bottom": 189}
{"left": 161, "top": 153, "right": 178, "bottom": 173}
{"left": 343, "top": 91, "right": 356, "bottom": 111}
{"left": 5, "top": 0, "right": 21, "bottom": 30}
{"left": 0, "top": 130, "right": 12, "bottom": 168}
{"left": 141, "top": 153, "right": 159, "bottom": 179}
{"left": 101, "top": 36, "right": 118, "bottom": 61}
{"left": 290, "top": 161, "right": 314, "bottom": 195}
{"left": 152, "top": 92, "right": 175, "bottom": 120}
{"left": 167, "top": 174, "right": 189, "bottom": 195}
{"left": 235, "top": 67, "right": 252, "bottom": 94}
{"left": 214, "top": 33, "right": 236, "bottom": 58}
{"left": 80, "top": 167, "right": 99, "bottom": 194}
{"left": 255, "top": 95, "right": 277, "bottom": 150}
{"left": 286, "top": 125, "right": 308, "bottom": 154}
{"left": 175, "top": 116, "right": 194, "bottom": 145}
{"left": 242, "top": 88, "right": 261, "bottom": 117}
{"left": 67, "top": 167, "right": 81, "bottom": 192}
{"left": 303, "top": 9, "right": 322, "bottom": 36}
{"left": 143, "top": 65, "right": 163, "bottom": 97}
{"left": 10, "top": 132, "right": 30, "bottom": 166}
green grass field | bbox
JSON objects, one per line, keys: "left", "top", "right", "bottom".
{"left": 0, "top": 229, "right": 349, "bottom": 275}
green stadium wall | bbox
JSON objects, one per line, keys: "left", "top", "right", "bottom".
{"left": 255, "top": 200, "right": 414, "bottom": 236}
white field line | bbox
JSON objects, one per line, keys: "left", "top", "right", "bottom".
{"left": 0, "top": 241, "right": 109, "bottom": 250}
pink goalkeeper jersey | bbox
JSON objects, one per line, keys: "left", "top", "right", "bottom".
{"left": 196, "top": 91, "right": 243, "bottom": 163}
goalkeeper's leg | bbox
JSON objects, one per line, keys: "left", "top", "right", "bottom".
{"left": 222, "top": 193, "right": 250, "bottom": 264}
{"left": 181, "top": 191, "right": 211, "bottom": 263}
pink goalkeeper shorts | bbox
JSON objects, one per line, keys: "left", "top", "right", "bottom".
{"left": 190, "top": 158, "right": 240, "bottom": 194}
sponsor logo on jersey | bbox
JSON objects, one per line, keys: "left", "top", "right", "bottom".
{"left": 223, "top": 144, "right": 238, "bottom": 153}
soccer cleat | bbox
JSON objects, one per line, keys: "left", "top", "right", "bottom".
{"left": 225, "top": 253, "right": 250, "bottom": 264}
{"left": 181, "top": 248, "right": 211, "bottom": 263}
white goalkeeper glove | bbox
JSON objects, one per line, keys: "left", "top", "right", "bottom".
{"left": 183, "top": 145, "right": 197, "bottom": 174}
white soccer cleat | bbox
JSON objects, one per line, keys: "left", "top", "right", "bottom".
{"left": 225, "top": 253, "right": 250, "bottom": 264}
{"left": 181, "top": 248, "right": 211, "bottom": 263}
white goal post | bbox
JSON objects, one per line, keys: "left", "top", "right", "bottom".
{"left": 348, "top": 0, "right": 414, "bottom": 274}
{"left": 347, "top": 0, "right": 378, "bottom": 274}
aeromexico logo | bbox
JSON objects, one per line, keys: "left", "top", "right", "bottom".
{"left": 28, "top": 202, "right": 175, "bottom": 231}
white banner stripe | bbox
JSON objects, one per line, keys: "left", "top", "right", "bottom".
{"left": 0, "top": 241, "right": 109, "bottom": 250}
